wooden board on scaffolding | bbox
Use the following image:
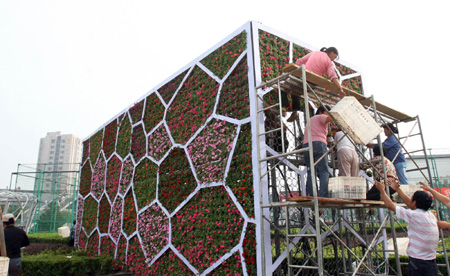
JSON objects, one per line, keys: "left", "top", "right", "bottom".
{"left": 287, "top": 196, "right": 385, "bottom": 208}
{"left": 282, "top": 63, "right": 413, "bottom": 122}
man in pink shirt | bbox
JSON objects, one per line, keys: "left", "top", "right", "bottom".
{"left": 302, "top": 105, "right": 333, "bottom": 197}
{"left": 284, "top": 47, "right": 345, "bottom": 122}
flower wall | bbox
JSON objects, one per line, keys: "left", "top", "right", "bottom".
{"left": 76, "top": 21, "right": 364, "bottom": 275}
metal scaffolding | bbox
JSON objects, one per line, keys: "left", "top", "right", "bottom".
{"left": 255, "top": 64, "right": 450, "bottom": 275}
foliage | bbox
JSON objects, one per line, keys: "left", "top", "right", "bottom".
{"left": 171, "top": 186, "right": 244, "bottom": 274}
{"left": 82, "top": 140, "right": 89, "bottom": 164}
{"left": 82, "top": 196, "right": 98, "bottom": 235}
{"left": 103, "top": 119, "right": 118, "bottom": 159}
{"left": 119, "top": 157, "right": 134, "bottom": 195}
{"left": 200, "top": 30, "right": 247, "bottom": 79}
{"left": 79, "top": 162, "right": 92, "bottom": 197}
{"left": 259, "top": 30, "right": 289, "bottom": 82}
{"left": 89, "top": 128, "right": 104, "bottom": 163}
{"left": 22, "top": 250, "right": 113, "bottom": 276}
{"left": 147, "top": 249, "right": 194, "bottom": 276}
{"left": 226, "top": 123, "right": 254, "bottom": 218}
{"left": 105, "top": 154, "right": 122, "bottom": 200}
{"left": 131, "top": 124, "right": 147, "bottom": 162}
{"left": 187, "top": 119, "right": 237, "bottom": 184}
{"left": 91, "top": 155, "right": 106, "bottom": 200}
{"left": 242, "top": 223, "right": 257, "bottom": 275}
{"left": 216, "top": 55, "right": 250, "bottom": 120}
{"left": 86, "top": 230, "right": 99, "bottom": 256}
{"left": 129, "top": 99, "right": 145, "bottom": 124}
{"left": 122, "top": 189, "right": 137, "bottom": 236}
{"left": 166, "top": 66, "right": 219, "bottom": 145}
{"left": 109, "top": 197, "right": 123, "bottom": 243}
{"left": 158, "top": 147, "right": 197, "bottom": 214}
{"left": 126, "top": 235, "right": 149, "bottom": 275}
{"left": 147, "top": 124, "right": 172, "bottom": 161}
{"left": 144, "top": 93, "right": 165, "bottom": 133}
{"left": 98, "top": 196, "right": 111, "bottom": 233}
{"left": 138, "top": 204, "right": 169, "bottom": 262}
{"left": 114, "top": 234, "right": 127, "bottom": 271}
{"left": 207, "top": 251, "right": 242, "bottom": 275}
{"left": 133, "top": 158, "right": 158, "bottom": 209}
{"left": 28, "top": 233, "right": 69, "bottom": 244}
{"left": 116, "top": 114, "right": 132, "bottom": 159}
{"left": 158, "top": 69, "right": 189, "bottom": 105}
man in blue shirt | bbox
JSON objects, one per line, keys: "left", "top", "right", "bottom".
{"left": 367, "top": 123, "right": 409, "bottom": 184}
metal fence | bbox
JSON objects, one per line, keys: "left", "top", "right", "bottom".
{"left": 9, "top": 163, "right": 79, "bottom": 233}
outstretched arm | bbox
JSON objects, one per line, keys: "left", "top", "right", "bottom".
{"left": 332, "top": 78, "right": 346, "bottom": 99}
{"left": 391, "top": 181, "right": 414, "bottom": 208}
{"left": 438, "top": 221, "right": 450, "bottom": 230}
{"left": 420, "top": 181, "right": 450, "bottom": 209}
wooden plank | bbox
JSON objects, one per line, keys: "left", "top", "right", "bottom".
{"left": 287, "top": 196, "right": 386, "bottom": 207}
{"left": 282, "top": 63, "right": 413, "bottom": 122}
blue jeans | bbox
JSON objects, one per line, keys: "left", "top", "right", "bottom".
{"left": 303, "top": 142, "right": 329, "bottom": 197}
{"left": 394, "top": 162, "right": 409, "bottom": 184}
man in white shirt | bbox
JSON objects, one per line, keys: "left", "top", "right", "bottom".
{"left": 376, "top": 180, "right": 439, "bottom": 276}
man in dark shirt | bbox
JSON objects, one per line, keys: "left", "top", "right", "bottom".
{"left": 3, "top": 214, "right": 29, "bottom": 276}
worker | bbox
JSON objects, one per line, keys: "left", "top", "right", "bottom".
{"left": 284, "top": 47, "right": 346, "bottom": 122}
{"left": 334, "top": 130, "right": 359, "bottom": 177}
{"left": 367, "top": 123, "right": 409, "bottom": 184}
{"left": 3, "top": 213, "right": 30, "bottom": 276}
{"left": 375, "top": 181, "right": 438, "bottom": 276}
{"left": 302, "top": 105, "right": 333, "bottom": 197}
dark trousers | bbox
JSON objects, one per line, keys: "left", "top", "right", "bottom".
{"left": 281, "top": 92, "right": 301, "bottom": 111}
{"left": 8, "top": 257, "right": 21, "bottom": 276}
{"left": 407, "top": 257, "right": 438, "bottom": 276}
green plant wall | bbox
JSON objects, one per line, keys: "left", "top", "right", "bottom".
{"left": 76, "top": 21, "right": 364, "bottom": 275}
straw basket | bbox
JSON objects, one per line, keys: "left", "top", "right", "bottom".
{"left": 329, "top": 177, "right": 366, "bottom": 199}
{"left": 0, "top": 257, "right": 9, "bottom": 276}
{"left": 330, "top": 97, "right": 382, "bottom": 145}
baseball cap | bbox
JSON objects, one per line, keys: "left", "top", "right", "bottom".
{"left": 2, "top": 213, "right": 15, "bottom": 223}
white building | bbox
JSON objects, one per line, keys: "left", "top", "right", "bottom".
{"left": 406, "top": 151, "right": 450, "bottom": 186}
{"left": 35, "top": 132, "right": 82, "bottom": 200}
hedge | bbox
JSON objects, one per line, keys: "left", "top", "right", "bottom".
{"left": 22, "top": 250, "right": 113, "bottom": 276}
{"left": 28, "top": 233, "right": 69, "bottom": 244}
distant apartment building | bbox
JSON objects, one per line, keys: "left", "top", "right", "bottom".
{"left": 35, "top": 132, "right": 82, "bottom": 200}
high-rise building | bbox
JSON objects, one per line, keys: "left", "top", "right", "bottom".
{"left": 35, "top": 132, "right": 82, "bottom": 200}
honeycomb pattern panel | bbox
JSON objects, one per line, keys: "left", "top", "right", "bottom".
{"left": 133, "top": 158, "right": 158, "bottom": 210}
{"left": 103, "top": 119, "right": 118, "bottom": 159}
{"left": 116, "top": 114, "right": 132, "bottom": 159}
{"left": 105, "top": 154, "right": 122, "bottom": 201}
{"left": 137, "top": 204, "right": 169, "bottom": 262}
{"left": 187, "top": 119, "right": 237, "bottom": 184}
{"left": 172, "top": 186, "right": 244, "bottom": 274}
{"left": 158, "top": 147, "right": 197, "bottom": 214}
{"left": 82, "top": 195, "right": 98, "bottom": 236}
{"left": 166, "top": 66, "right": 219, "bottom": 145}
{"left": 200, "top": 30, "right": 247, "bottom": 79}
{"left": 143, "top": 93, "right": 164, "bottom": 134}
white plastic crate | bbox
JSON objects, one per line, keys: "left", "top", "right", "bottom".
{"left": 329, "top": 177, "right": 366, "bottom": 199}
{"left": 0, "top": 257, "right": 9, "bottom": 276}
{"left": 330, "top": 97, "right": 382, "bottom": 145}
{"left": 58, "top": 226, "right": 70, "bottom": 238}
{"left": 394, "top": 184, "right": 422, "bottom": 202}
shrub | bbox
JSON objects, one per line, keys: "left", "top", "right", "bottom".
{"left": 22, "top": 250, "right": 113, "bottom": 276}
{"left": 28, "top": 233, "right": 69, "bottom": 245}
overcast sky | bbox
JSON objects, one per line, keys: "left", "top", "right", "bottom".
{"left": 1, "top": 0, "right": 449, "bottom": 189}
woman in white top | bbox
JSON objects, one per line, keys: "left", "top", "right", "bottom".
{"left": 334, "top": 130, "right": 359, "bottom": 176}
